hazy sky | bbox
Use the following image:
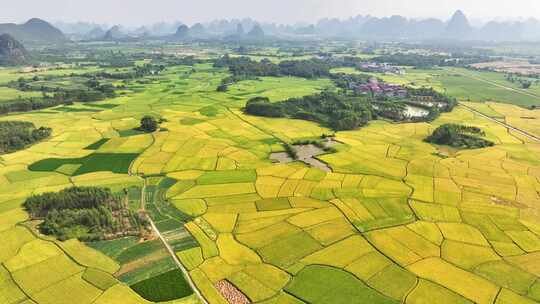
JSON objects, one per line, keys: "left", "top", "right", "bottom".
{"left": 3, "top": 0, "right": 540, "bottom": 26}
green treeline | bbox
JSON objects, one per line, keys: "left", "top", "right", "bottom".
{"left": 407, "top": 87, "right": 457, "bottom": 109}
{"left": 214, "top": 55, "right": 332, "bottom": 89}
{"left": 243, "top": 73, "right": 458, "bottom": 131}
{"left": 24, "top": 187, "right": 149, "bottom": 241}
{"left": 425, "top": 124, "right": 495, "bottom": 149}
{"left": 245, "top": 93, "right": 372, "bottom": 131}
{"left": 0, "top": 121, "right": 51, "bottom": 154}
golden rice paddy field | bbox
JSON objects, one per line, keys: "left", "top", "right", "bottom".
{"left": 1, "top": 63, "right": 540, "bottom": 304}
{"left": 462, "top": 101, "right": 540, "bottom": 139}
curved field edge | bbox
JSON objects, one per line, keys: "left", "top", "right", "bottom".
{"left": 0, "top": 63, "right": 539, "bottom": 304}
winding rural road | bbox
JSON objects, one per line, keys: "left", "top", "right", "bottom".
{"left": 140, "top": 180, "right": 209, "bottom": 304}
{"left": 459, "top": 103, "right": 540, "bottom": 143}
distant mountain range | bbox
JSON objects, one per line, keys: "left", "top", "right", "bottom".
{"left": 4, "top": 11, "right": 540, "bottom": 43}
{"left": 0, "top": 18, "right": 65, "bottom": 43}
{"left": 310, "top": 10, "right": 540, "bottom": 41}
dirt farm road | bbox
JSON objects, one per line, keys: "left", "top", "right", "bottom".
{"left": 140, "top": 179, "right": 210, "bottom": 304}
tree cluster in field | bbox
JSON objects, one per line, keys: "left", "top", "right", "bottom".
{"left": 245, "top": 86, "right": 458, "bottom": 131}
{"left": 425, "top": 124, "right": 494, "bottom": 149}
{"left": 165, "top": 56, "right": 206, "bottom": 66}
{"left": 292, "top": 138, "right": 337, "bottom": 153}
{"left": 86, "top": 63, "right": 168, "bottom": 81}
{"left": 331, "top": 73, "right": 373, "bottom": 91}
{"left": 24, "top": 187, "right": 149, "bottom": 241}
{"left": 214, "top": 55, "right": 332, "bottom": 90}
{"left": 0, "top": 97, "right": 67, "bottom": 115}
{"left": 134, "top": 64, "right": 166, "bottom": 77}
{"left": 406, "top": 87, "right": 458, "bottom": 112}
{"left": 282, "top": 143, "right": 298, "bottom": 159}
{"left": 372, "top": 53, "right": 495, "bottom": 68}
{"left": 0, "top": 121, "right": 51, "bottom": 154}
{"left": 407, "top": 87, "right": 456, "bottom": 104}
{"left": 245, "top": 93, "right": 372, "bottom": 131}
{"left": 504, "top": 73, "right": 538, "bottom": 89}
{"left": 139, "top": 115, "right": 159, "bottom": 132}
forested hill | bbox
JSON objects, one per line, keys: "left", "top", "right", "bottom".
{"left": 0, "top": 34, "right": 27, "bottom": 65}
{"left": 0, "top": 18, "right": 65, "bottom": 43}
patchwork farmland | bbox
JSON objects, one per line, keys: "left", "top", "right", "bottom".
{"left": 1, "top": 44, "right": 540, "bottom": 304}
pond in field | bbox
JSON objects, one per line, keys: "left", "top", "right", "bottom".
{"left": 404, "top": 105, "right": 430, "bottom": 118}
{"left": 372, "top": 103, "right": 430, "bottom": 119}
{"left": 270, "top": 139, "right": 338, "bottom": 172}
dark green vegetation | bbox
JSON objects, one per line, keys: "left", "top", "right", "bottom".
{"left": 245, "top": 93, "right": 372, "bottom": 130}
{"left": 0, "top": 121, "right": 51, "bottom": 154}
{"left": 283, "top": 143, "right": 298, "bottom": 159}
{"left": 243, "top": 72, "right": 457, "bottom": 130}
{"left": 215, "top": 55, "right": 332, "bottom": 79}
{"left": 293, "top": 138, "right": 338, "bottom": 153}
{"left": 215, "top": 55, "right": 332, "bottom": 89}
{"left": 29, "top": 153, "right": 139, "bottom": 176}
{"left": 130, "top": 269, "right": 193, "bottom": 302}
{"left": 285, "top": 265, "right": 397, "bottom": 304}
{"left": 426, "top": 124, "right": 495, "bottom": 149}
{"left": 140, "top": 115, "right": 159, "bottom": 132}
{"left": 24, "top": 187, "right": 149, "bottom": 241}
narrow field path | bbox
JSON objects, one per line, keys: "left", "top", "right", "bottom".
{"left": 459, "top": 103, "right": 540, "bottom": 143}
{"left": 140, "top": 178, "right": 209, "bottom": 304}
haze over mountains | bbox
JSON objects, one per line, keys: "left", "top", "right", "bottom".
{"left": 3, "top": 10, "right": 540, "bottom": 43}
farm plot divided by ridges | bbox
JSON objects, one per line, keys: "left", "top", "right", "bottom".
{"left": 0, "top": 62, "right": 540, "bottom": 304}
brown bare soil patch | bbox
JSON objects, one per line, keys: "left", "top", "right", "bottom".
{"left": 215, "top": 280, "right": 250, "bottom": 304}
{"left": 471, "top": 60, "right": 540, "bottom": 75}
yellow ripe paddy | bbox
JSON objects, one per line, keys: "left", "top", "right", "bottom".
{"left": 0, "top": 60, "right": 540, "bottom": 304}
